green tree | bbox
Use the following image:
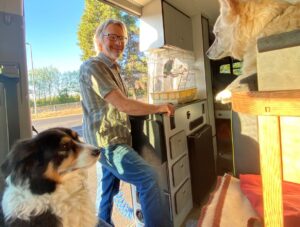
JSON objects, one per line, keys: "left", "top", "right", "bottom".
{"left": 77, "top": 0, "right": 120, "bottom": 60}
{"left": 28, "top": 67, "right": 80, "bottom": 106}
{"left": 77, "top": 0, "right": 148, "bottom": 98}
{"left": 59, "top": 70, "right": 80, "bottom": 95}
{"left": 30, "top": 66, "right": 59, "bottom": 102}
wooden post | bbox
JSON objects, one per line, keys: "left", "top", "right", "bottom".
{"left": 232, "top": 90, "right": 300, "bottom": 227}
{"left": 258, "top": 116, "right": 283, "bottom": 227}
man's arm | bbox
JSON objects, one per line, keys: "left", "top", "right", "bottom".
{"left": 105, "top": 89, "right": 175, "bottom": 116}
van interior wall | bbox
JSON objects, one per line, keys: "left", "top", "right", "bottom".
{"left": 0, "top": 0, "right": 32, "bottom": 200}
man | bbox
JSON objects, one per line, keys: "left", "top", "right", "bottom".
{"left": 79, "top": 19, "right": 174, "bottom": 227}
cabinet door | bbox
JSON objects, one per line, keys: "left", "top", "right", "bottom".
{"left": 172, "top": 155, "right": 189, "bottom": 187}
{"left": 163, "top": 2, "right": 193, "bottom": 51}
{"left": 174, "top": 179, "right": 192, "bottom": 214}
{"left": 169, "top": 130, "right": 188, "bottom": 159}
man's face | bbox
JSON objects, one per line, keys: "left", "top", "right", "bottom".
{"left": 101, "top": 24, "right": 127, "bottom": 62}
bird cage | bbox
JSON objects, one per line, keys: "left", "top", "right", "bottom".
{"left": 147, "top": 48, "right": 197, "bottom": 104}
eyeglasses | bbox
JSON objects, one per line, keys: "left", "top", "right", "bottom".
{"left": 103, "top": 34, "right": 128, "bottom": 42}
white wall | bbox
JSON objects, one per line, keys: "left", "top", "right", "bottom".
{"left": 191, "top": 14, "right": 207, "bottom": 100}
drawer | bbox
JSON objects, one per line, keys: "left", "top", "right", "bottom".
{"left": 172, "top": 155, "right": 189, "bottom": 187}
{"left": 174, "top": 179, "right": 192, "bottom": 214}
{"left": 169, "top": 130, "right": 188, "bottom": 159}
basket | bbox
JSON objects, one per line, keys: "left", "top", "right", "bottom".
{"left": 150, "top": 87, "right": 197, "bottom": 104}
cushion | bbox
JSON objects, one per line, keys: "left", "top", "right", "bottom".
{"left": 240, "top": 174, "right": 300, "bottom": 227}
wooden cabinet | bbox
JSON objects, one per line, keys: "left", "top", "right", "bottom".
{"left": 140, "top": 0, "right": 193, "bottom": 51}
{"left": 162, "top": 2, "right": 193, "bottom": 51}
{"left": 131, "top": 100, "right": 208, "bottom": 227}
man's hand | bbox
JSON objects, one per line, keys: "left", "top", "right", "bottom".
{"left": 105, "top": 89, "right": 176, "bottom": 116}
{"left": 215, "top": 89, "right": 232, "bottom": 104}
{"left": 159, "top": 103, "right": 175, "bottom": 117}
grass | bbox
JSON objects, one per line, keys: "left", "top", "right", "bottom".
{"left": 31, "top": 107, "right": 83, "bottom": 120}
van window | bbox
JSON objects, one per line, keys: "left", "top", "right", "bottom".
{"left": 219, "top": 61, "right": 242, "bottom": 76}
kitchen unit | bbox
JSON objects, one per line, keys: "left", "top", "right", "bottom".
{"left": 131, "top": 100, "right": 216, "bottom": 227}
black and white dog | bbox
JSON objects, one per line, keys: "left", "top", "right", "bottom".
{"left": 1, "top": 127, "right": 100, "bottom": 227}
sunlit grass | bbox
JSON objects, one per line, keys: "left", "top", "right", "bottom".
{"left": 31, "top": 107, "right": 83, "bottom": 120}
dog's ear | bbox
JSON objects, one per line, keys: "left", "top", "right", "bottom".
{"left": 50, "top": 127, "right": 79, "bottom": 141}
{"left": 219, "top": 0, "right": 239, "bottom": 16}
{"left": 1, "top": 139, "right": 36, "bottom": 178}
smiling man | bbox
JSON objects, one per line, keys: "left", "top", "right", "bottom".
{"left": 79, "top": 19, "right": 173, "bottom": 227}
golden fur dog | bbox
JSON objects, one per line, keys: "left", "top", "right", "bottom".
{"left": 207, "top": 0, "right": 300, "bottom": 103}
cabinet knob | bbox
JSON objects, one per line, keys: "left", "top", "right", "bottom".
{"left": 186, "top": 111, "right": 191, "bottom": 119}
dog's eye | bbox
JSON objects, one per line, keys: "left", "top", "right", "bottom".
{"left": 61, "top": 143, "right": 70, "bottom": 150}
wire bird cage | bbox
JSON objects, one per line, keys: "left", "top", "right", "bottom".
{"left": 147, "top": 48, "right": 197, "bottom": 104}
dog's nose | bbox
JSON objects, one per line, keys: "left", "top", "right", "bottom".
{"left": 91, "top": 148, "right": 101, "bottom": 156}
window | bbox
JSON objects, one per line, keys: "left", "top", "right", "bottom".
{"left": 219, "top": 59, "right": 242, "bottom": 76}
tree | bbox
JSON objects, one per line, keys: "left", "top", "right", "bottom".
{"left": 77, "top": 0, "right": 120, "bottom": 61}
{"left": 28, "top": 67, "right": 81, "bottom": 105}
{"left": 58, "top": 71, "right": 80, "bottom": 96}
{"left": 77, "top": 0, "right": 148, "bottom": 98}
{"left": 30, "top": 66, "right": 59, "bottom": 102}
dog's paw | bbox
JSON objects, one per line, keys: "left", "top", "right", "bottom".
{"left": 215, "top": 90, "right": 232, "bottom": 104}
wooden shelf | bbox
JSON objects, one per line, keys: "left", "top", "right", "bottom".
{"left": 232, "top": 90, "right": 300, "bottom": 116}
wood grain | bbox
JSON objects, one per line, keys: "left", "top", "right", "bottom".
{"left": 232, "top": 90, "right": 300, "bottom": 116}
{"left": 230, "top": 91, "right": 300, "bottom": 227}
{"left": 258, "top": 116, "right": 284, "bottom": 227}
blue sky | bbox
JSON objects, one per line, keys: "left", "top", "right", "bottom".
{"left": 25, "top": 0, "right": 85, "bottom": 72}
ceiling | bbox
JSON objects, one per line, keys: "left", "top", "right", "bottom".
{"left": 101, "top": 0, "right": 220, "bottom": 23}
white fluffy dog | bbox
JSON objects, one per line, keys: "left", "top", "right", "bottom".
{"left": 207, "top": 0, "right": 300, "bottom": 103}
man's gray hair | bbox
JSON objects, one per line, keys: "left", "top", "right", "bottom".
{"left": 93, "top": 19, "right": 128, "bottom": 54}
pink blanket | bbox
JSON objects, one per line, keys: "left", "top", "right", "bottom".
{"left": 240, "top": 174, "right": 300, "bottom": 227}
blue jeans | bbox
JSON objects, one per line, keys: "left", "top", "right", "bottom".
{"left": 97, "top": 144, "right": 170, "bottom": 227}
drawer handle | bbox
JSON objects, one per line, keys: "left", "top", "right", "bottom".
{"left": 180, "top": 163, "right": 184, "bottom": 168}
